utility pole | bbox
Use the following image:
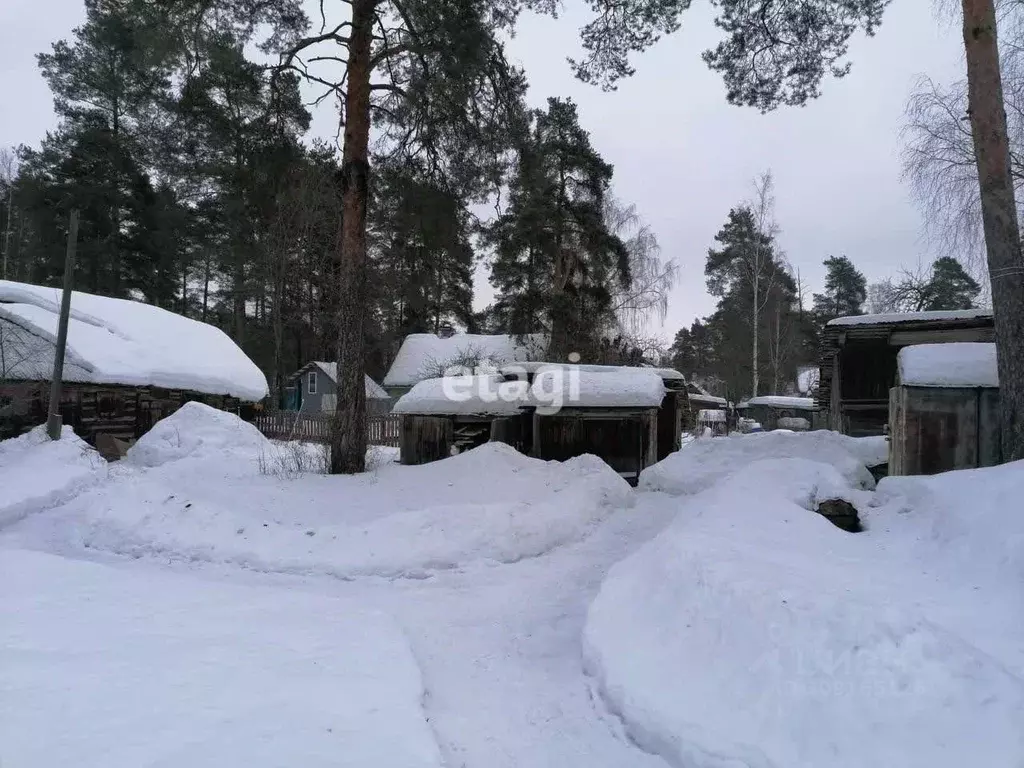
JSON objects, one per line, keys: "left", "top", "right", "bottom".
{"left": 46, "top": 210, "right": 79, "bottom": 441}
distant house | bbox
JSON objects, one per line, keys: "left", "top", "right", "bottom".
{"left": 383, "top": 332, "right": 546, "bottom": 398}
{"left": 817, "top": 309, "right": 994, "bottom": 436}
{"left": 0, "top": 279, "right": 267, "bottom": 446}
{"left": 286, "top": 362, "right": 391, "bottom": 414}
{"left": 889, "top": 343, "right": 1000, "bottom": 476}
{"left": 736, "top": 395, "right": 816, "bottom": 431}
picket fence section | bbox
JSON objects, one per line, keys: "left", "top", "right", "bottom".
{"left": 253, "top": 411, "right": 401, "bottom": 448}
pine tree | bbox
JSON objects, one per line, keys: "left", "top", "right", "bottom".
{"left": 812, "top": 255, "right": 867, "bottom": 321}
{"left": 489, "top": 97, "right": 630, "bottom": 361}
{"left": 371, "top": 161, "right": 476, "bottom": 340}
{"left": 924, "top": 256, "right": 981, "bottom": 310}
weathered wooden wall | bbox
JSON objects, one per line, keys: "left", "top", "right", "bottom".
{"left": 889, "top": 385, "right": 1001, "bottom": 476}
{"left": 533, "top": 408, "right": 658, "bottom": 484}
{"left": 656, "top": 390, "right": 683, "bottom": 460}
{"left": 399, "top": 414, "right": 454, "bottom": 465}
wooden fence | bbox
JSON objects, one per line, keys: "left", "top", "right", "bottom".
{"left": 252, "top": 411, "right": 401, "bottom": 447}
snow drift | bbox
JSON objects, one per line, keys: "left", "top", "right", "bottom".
{"left": 586, "top": 447, "right": 1024, "bottom": 768}
{"left": 639, "top": 429, "right": 888, "bottom": 496}
{"left": 42, "top": 406, "right": 633, "bottom": 578}
{"left": 0, "top": 425, "right": 105, "bottom": 528}
{"left": 0, "top": 549, "right": 443, "bottom": 768}
{"left": 126, "top": 400, "right": 272, "bottom": 467}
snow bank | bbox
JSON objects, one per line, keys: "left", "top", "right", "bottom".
{"left": 0, "top": 549, "right": 443, "bottom": 768}
{"left": 384, "top": 332, "right": 545, "bottom": 387}
{"left": 58, "top": 435, "right": 632, "bottom": 579}
{"left": 586, "top": 457, "right": 1024, "bottom": 768}
{"left": 0, "top": 425, "right": 105, "bottom": 527}
{"left": 640, "top": 429, "right": 887, "bottom": 495}
{"left": 872, "top": 460, "right": 1024, "bottom": 589}
{"left": 897, "top": 342, "right": 999, "bottom": 388}
{"left": 0, "top": 280, "right": 268, "bottom": 401}
{"left": 126, "top": 401, "right": 271, "bottom": 467}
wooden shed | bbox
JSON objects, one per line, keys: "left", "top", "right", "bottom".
{"left": 889, "top": 342, "right": 1001, "bottom": 476}
{"left": 393, "top": 374, "right": 530, "bottom": 465}
{"left": 736, "top": 395, "right": 816, "bottom": 432}
{"left": 817, "top": 309, "right": 994, "bottom": 436}
{"left": 0, "top": 279, "right": 268, "bottom": 451}
{"left": 393, "top": 365, "right": 667, "bottom": 483}
{"left": 501, "top": 362, "right": 681, "bottom": 463}
{"left": 527, "top": 367, "right": 664, "bottom": 485}
{"left": 683, "top": 384, "right": 729, "bottom": 434}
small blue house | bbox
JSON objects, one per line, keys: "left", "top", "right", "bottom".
{"left": 286, "top": 362, "right": 392, "bottom": 414}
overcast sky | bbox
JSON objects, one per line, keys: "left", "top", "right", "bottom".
{"left": 0, "top": 0, "right": 965, "bottom": 338}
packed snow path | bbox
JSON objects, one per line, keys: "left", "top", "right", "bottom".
{"left": 7, "top": 495, "right": 678, "bottom": 768}
{"left": 323, "top": 495, "right": 678, "bottom": 768}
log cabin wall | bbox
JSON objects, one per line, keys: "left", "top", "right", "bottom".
{"left": 0, "top": 380, "right": 240, "bottom": 445}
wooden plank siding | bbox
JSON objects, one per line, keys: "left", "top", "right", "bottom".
{"left": 888, "top": 385, "right": 1001, "bottom": 476}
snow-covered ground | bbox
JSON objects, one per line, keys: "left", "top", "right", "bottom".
{"left": 1, "top": 408, "right": 1021, "bottom": 768}
{"left": 0, "top": 424, "right": 107, "bottom": 527}
{"left": 588, "top": 445, "right": 1024, "bottom": 768}
{"left": 1, "top": 549, "right": 442, "bottom": 768}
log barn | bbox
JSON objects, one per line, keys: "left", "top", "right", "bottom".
{"left": 0, "top": 280, "right": 268, "bottom": 453}
{"left": 889, "top": 342, "right": 1001, "bottom": 476}
{"left": 817, "top": 310, "right": 994, "bottom": 436}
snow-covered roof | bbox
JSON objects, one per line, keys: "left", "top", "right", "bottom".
{"left": 383, "top": 333, "right": 546, "bottom": 387}
{"left": 897, "top": 343, "right": 999, "bottom": 388}
{"left": 739, "top": 396, "right": 817, "bottom": 410}
{"left": 0, "top": 280, "right": 267, "bottom": 401}
{"left": 500, "top": 361, "right": 685, "bottom": 382}
{"left": 826, "top": 309, "right": 992, "bottom": 327}
{"left": 393, "top": 366, "right": 666, "bottom": 416}
{"left": 688, "top": 390, "right": 728, "bottom": 407}
{"left": 530, "top": 366, "right": 666, "bottom": 410}
{"left": 294, "top": 362, "right": 389, "bottom": 399}
{"left": 393, "top": 375, "right": 528, "bottom": 416}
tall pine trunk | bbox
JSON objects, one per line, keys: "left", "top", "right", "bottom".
{"left": 329, "top": 0, "right": 373, "bottom": 474}
{"left": 962, "top": 0, "right": 1024, "bottom": 461}
{"left": 751, "top": 271, "right": 760, "bottom": 397}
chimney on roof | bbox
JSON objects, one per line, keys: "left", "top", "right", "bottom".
{"left": 438, "top": 324, "right": 455, "bottom": 339}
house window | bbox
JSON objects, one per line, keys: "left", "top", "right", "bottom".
{"left": 307, "top": 371, "right": 317, "bottom": 395}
